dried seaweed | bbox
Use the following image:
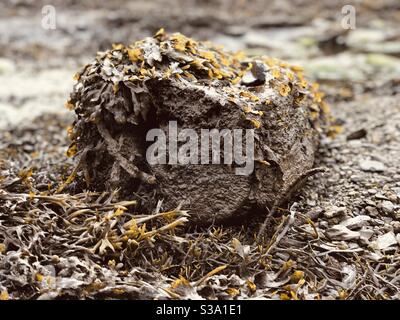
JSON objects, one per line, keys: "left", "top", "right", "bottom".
{"left": 1, "top": 115, "right": 399, "bottom": 300}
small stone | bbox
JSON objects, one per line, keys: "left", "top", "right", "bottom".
{"left": 241, "top": 71, "right": 258, "bottom": 85}
{"left": 307, "top": 208, "right": 322, "bottom": 221}
{"left": 307, "top": 199, "right": 317, "bottom": 206}
{"left": 392, "top": 187, "right": 400, "bottom": 199}
{"left": 382, "top": 216, "right": 393, "bottom": 224}
{"left": 346, "top": 128, "right": 367, "bottom": 141}
{"left": 364, "top": 199, "right": 375, "bottom": 206}
{"left": 241, "top": 62, "right": 266, "bottom": 86}
{"left": 371, "top": 219, "right": 385, "bottom": 226}
{"left": 319, "top": 221, "right": 329, "bottom": 228}
{"left": 359, "top": 160, "right": 385, "bottom": 172}
{"left": 371, "top": 232, "right": 397, "bottom": 250}
{"left": 365, "top": 206, "right": 379, "bottom": 217}
{"left": 359, "top": 227, "right": 374, "bottom": 241}
{"left": 323, "top": 206, "right": 346, "bottom": 219}
{"left": 391, "top": 221, "right": 400, "bottom": 233}
{"left": 116, "top": 263, "right": 124, "bottom": 270}
{"left": 381, "top": 200, "right": 395, "bottom": 214}
{"left": 340, "top": 215, "right": 371, "bottom": 229}
{"left": 325, "top": 225, "right": 360, "bottom": 241}
{"left": 375, "top": 193, "right": 389, "bottom": 200}
{"left": 350, "top": 175, "right": 362, "bottom": 183}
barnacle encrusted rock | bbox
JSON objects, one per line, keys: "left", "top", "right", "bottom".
{"left": 67, "top": 29, "right": 331, "bottom": 225}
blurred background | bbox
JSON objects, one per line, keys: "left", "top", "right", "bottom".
{"left": 1, "top": 0, "right": 399, "bottom": 128}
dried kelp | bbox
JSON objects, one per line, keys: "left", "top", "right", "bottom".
{"left": 66, "top": 29, "right": 335, "bottom": 224}
{"left": 1, "top": 115, "right": 399, "bottom": 300}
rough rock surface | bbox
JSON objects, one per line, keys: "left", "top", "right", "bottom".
{"left": 68, "top": 31, "right": 330, "bottom": 224}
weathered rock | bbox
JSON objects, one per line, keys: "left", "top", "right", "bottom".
{"left": 365, "top": 206, "right": 379, "bottom": 217}
{"left": 323, "top": 205, "right": 346, "bottom": 219}
{"left": 371, "top": 231, "right": 397, "bottom": 250}
{"left": 67, "top": 30, "right": 330, "bottom": 225}
{"left": 359, "top": 227, "right": 374, "bottom": 241}
{"left": 381, "top": 200, "right": 395, "bottom": 214}
{"left": 391, "top": 221, "right": 400, "bottom": 233}
{"left": 340, "top": 215, "right": 371, "bottom": 230}
{"left": 325, "top": 225, "right": 360, "bottom": 241}
{"left": 359, "top": 159, "right": 385, "bottom": 172}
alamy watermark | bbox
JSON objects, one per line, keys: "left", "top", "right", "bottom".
{"left": 146, "top": 121, "right": 255, "bottom": 175}
{"left": 40, "top": 4, "right": 356, "bottom": 32}
{"left": 341, "top": 5, "right": 356, "bottom": 30}
{"left": 41, "top": 5, "right": 57, "bottom": 30}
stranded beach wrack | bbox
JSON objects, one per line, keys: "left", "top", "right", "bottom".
{"left": 65, "top": 29, "right": 335, "bottom": 225}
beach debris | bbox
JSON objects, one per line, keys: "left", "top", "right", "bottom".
{"left": 1, "top": 114, "right": 399, "bottom": 300}
{"left": 359, "top": 160, "right": 385, "bottom": 172}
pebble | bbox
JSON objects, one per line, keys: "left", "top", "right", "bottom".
{"left": 365, "top": 206, "right": 379, "bottom": 217}
{"left": 307, "top": 208, "right": 322, "bottom": 221}
{"left": 346, "top": 128, "right": 367, "bottom": 141}
{"left": 241, "top": 62, "right": 266, "bottom": 86}
{"left": 223, "top": 25, "right": 248, "bottom": 37}
{"left": 392, "top": 187, "right": 400, "bottom": 199}
{"left": 391, "top": 221, "right": 400, "bottom": 233}
{"left": 323, "top": 206, "right": 346, "bottom": 219}
{"left": 359, "top": 227, "right": 374, "bottom": 241}
{"left": 375, "top": 193, "right": 389, "bottom": 200}
{"left": 371, "top": 218, "right": 385, "bottom": 226}
{"left": 340, "top": 215, "right": 371, "bottom": 229}
{"left": 364, "top": 199, "right": 376, "bottom": 206}
{"left": 325, "top": 225, "right": 360, "bottom": 241}
{"left": 381, "top": 200, "right": 395, "bottom": 214}
{"left": 359, "top": 160, "right": 385, "bottom": 172}
{"left": 350, "top": 175, "right": 363, "bottom": 183}
{"left": 371, "top": 231, "right": 397, "bottom": 250}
